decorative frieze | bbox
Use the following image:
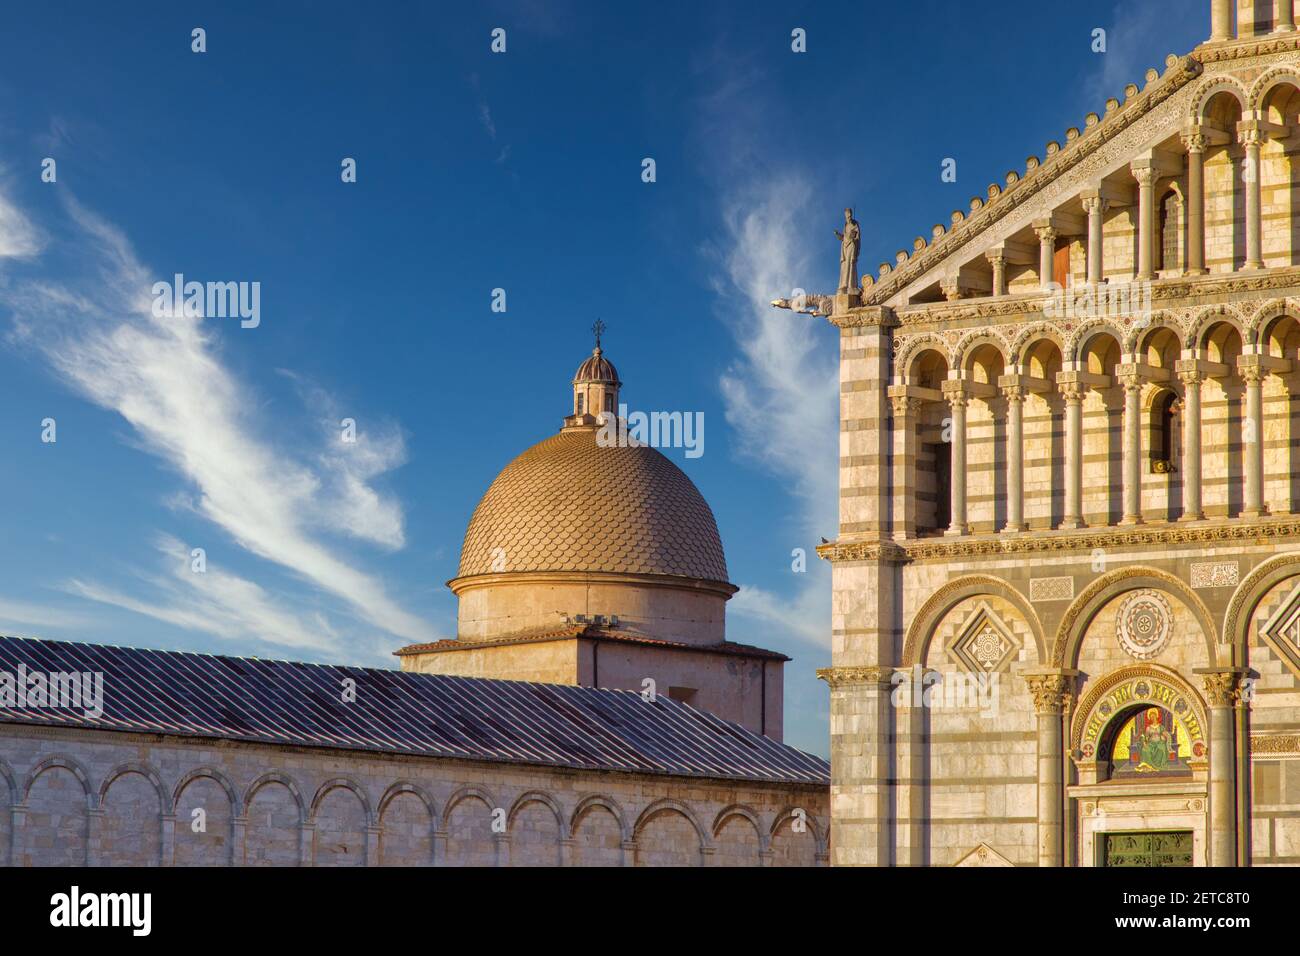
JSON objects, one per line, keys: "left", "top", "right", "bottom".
{"left": 1029, "top": 576, "right": 1074, "bottom": 602}
{"left": 1190, "top": 562, "right": 1239, "bottom": 588}
{"left": 819, "top": 515, "right": 1300, "bottom": 563}
{"left": 1250, "top": 734, "right": 1300, "bottom": 755}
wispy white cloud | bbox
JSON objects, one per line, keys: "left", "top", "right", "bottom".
{"left": 695, "top": 45, "right": 839, "bottom": 648}
{"left": 0, "top": 597, "right": 94, "bottom": 632}
{"left": 0, "top": 189, "right": 436, "bottom": 648}
{"left": 0, "top": 185, "right": 43, "bottom": 259}
{"left": 65, "top": 535, "right": 340, "bottom": 655}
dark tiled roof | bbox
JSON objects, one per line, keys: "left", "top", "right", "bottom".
{"left": 0, "top": 636, "right": 827, "bottom": 786}
{"left": 394, "top": 625, "right": 791, "bottom": 661}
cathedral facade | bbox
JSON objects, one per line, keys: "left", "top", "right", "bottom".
{"left": 812, "top": 1, "right": 1300, "bottom": 867}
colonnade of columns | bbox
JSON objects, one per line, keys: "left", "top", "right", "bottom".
{"left": 890, "top": 349, "right": 1275, "bottom": 538}
{"left": 977, "top": 113, "right": 1279, "bottom": 298}
{"left": 1212, "top": 0, "right": 1296, "bottom": 42}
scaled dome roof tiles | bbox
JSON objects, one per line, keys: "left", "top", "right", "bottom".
{"left": 458, "top": 428, "right": 729, "bottom": 583}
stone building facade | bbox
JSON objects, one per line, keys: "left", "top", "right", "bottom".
{"left": 0, "top": 337, "right": 826, "bottom": 867}
{"left": 0, "top": 724, "right": 825, "bottom": 868}
{"left": 807, "top": 1, "right": 1300, "bottom": 867}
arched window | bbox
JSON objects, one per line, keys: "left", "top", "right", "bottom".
{"left": 1149, "top": 391, "right": 1177, "bottom": 473}
{"left": 604, "top": 393, "right": 613, "bottom": 412}
{"left": 576, "top": 393, "right": 585, "bottom": 414}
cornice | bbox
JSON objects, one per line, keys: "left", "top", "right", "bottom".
{"left": 893, "top": 268, "right": 1300, "bottom": 329}
{"left": 818, "top": 516, "right": 1300, "bottom": 564}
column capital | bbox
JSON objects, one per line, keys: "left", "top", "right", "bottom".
{"left": 1181, "top": 128, "right": 1208, "bottom": 154}
{"left": 1236, "top": 119, "right": 1266, "bottom": 147}
{"left": 1194, "top": 667, "right": 1248, "bottom": 706}
{"left": 941, "top": 379, "right": 970, "bottom": 406}
{"left": 1116, "top": 364, "right": 1143, "bottom": 391}
{"left": 888, "top": 392, "right": 922, "bottom": 418}
{"left": 1034, "top": 223, "right": 1057, "bottom": 242}
{"left": 1129, "top": 162, "right": 1158, "bottom": 186}
{"left": 1021, "top": 668, "right": 1080, "bottom": 714}
{"left": 816, "top": 665, "right": 896, "bottom": 689}
{"left": 1080, "top": 193, "right": 1108, "bottom": 215}
{"left": 1055, "top": 370, "right": 1087, "bottom": 402}
{"left": 1237, "top": 354, "right": 1267, "bottom": 384}
{"left": 1174, "top": 359, "right": 1205, "bottom": 385}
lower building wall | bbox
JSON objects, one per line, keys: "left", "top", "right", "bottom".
{"left": 0, "top": 725, "right": 828, "bottom": 867}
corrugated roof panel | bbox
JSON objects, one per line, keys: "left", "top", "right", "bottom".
{"left": 0, "top": 636, "right": 828, "bottom": 786}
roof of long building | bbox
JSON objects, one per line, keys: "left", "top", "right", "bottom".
{"left": 0, "top": 636, "right": 827, "bottom": 786}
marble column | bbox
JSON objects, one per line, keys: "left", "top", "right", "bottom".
{"left": 889, "top": 390, "right": 920, "bottom": 540}
{"left": 1183, "top": 130, "right": 1208, "bottom": 274}
{"left": 1281, "top": 0, "right": 1297, "bottom": 32}
{"left": 1036, "top": 225, "right": 1057, "bottom": 290}
{"left": 1198, "top": 670, "right": 1240, "bottom": 867}
{"left": 1132, "top": 164, "right": 1157, "bottom": 280}
{"left": 1057, "top": 374, "right": 1085, "bottom": 529}
{"left": 942, "top": 381, "right": 969, "bottom": 535}
{"left": 1002, "top": 382, "right": 1027, "bottom": 531}
{"left": 1120, "top": 368, "right": 1144, "bottom": 524}
{"left": 1210, "top": 0, "right": 1233, "bottom": 39}
{"left": 894, "top": 670, "right": 930, "bottom": 867}
{"left": 1025, "top": 671, "right": 1074, "bottom": 868}
{"left": 1240, "top": 359, "right": 1267, "bottom": 516}
{"left": 1083, "top": 195, "right": 1106, "bottom": 285}
{"left": 1240, "top": 122, "right": 1264, "bottom": 270}
{"left": 1176, "top": 362, "right": 1205, "bottom": 520}
{"left": 987, "top": 252, "right": 1008, "bottom": 296}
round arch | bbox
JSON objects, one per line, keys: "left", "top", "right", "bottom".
{"left": 507, "top": 790, "right": 567, "bottom": 839}
{"left": 1223, "top": 553, "right": 1300, "bottom": 660}
{"left": 711, "top": 804, "right": 766, "bottom": 848}
{"left": 1247, "top": 298, "right": 1300, "bottom": 345}
{"left": 770, "top": 805, "right": 827, "bottom": 854}
{"left": 173, "top": 766, "right": 242, "bottom": 816}
{"left": 243, "top": 772, "right": 306, "bottom": 823}
{"left": 1067, "top": 319, "right": 1127, "bottom": 364}
{"left": 1249, "top": 67, "right": 1300, "bottom": 112}
{"left": 22, "top": 755, "right": 94, "bottom": 808}
{"left": 902, "top": 574, "right": 1045, "bottom": 667}
{"left": 1052, "top": 565, "right": 1219, "bottom": 668}
{"left": 1069, "top": 662, "right": 1209, "bottom": 758}
{"left": 1008, "top": 324, "right": 1066, "bottom": 367}
{"left": 955, "top": 331, "right": 1011, "bottom": 373}
{"left": 440, "top": 785, "right": 496, "bottom": 832}
{"left": 570, "top": 794, "right": 629, "bottom": 843}
{"left": 632, "top": 798, "right": 709, "bottom": 849}
{"left": 309, "top": 777, "right": 375, "bottom": 827}
{"left": 0, "top": 759, "right": 16, "bottom": 807}
{"left": 1186, "top": 304, "right": 1249, "bottom": 349}
{"left": 98, "top": 762, "right": 172, "bottom": 816}
{"left": 1190, "top": 76, "right": 1250, "bottom": 123}
{"left": 377, "top": 780, "right": 438, "bottom": 822}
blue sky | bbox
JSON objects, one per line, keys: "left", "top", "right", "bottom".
{"left": 0, "top": 1, "right": 1204, "bottom": 755}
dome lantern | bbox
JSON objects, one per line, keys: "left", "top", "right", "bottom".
{"left": 565, "top": 319, "right": 621, "bottom": 429}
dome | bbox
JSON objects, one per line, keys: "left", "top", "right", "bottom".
{"left": 573, "top": 348, "right": 620, "bottom": 385}
{"left": 456, "top": 428, "right": 729, "bottom": 583}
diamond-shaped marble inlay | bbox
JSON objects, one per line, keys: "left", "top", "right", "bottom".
{"left": 949, "top": 603, "right": 1020, "bottom": 674}
{"left": 1259, "top": 578, "right": 1300, "bottom": 681}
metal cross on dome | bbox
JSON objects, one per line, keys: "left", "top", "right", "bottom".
{"left": 592, "top": 318, "right": 606, "bottom": 350}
